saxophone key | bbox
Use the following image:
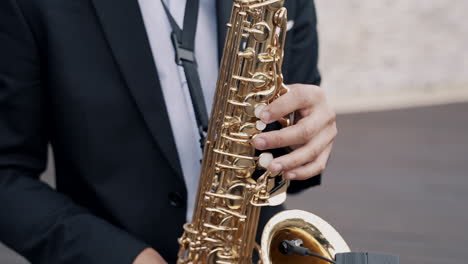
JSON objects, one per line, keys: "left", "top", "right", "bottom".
{"left": 256, "top": 120, "right": 267, "bottom": 131}
{"left": 254, "top": 103, "right": 267, "bottom": 118}
{"left": 258, "top": 152, "right": 274, "bottom": 169}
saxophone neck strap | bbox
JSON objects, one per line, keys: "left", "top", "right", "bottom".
{"left": 161, "top": 0, "right": 209, "bottom": 148}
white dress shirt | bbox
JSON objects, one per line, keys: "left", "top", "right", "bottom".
{"left": 137, "top": 0, "right": 219, "bottom": 221}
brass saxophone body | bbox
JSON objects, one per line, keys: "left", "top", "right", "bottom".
{"left": 177, "top": 1, "right": 349, "bottom": 263}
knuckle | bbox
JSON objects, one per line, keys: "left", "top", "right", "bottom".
{"left": 295, "top": 89, "right": 308, "bottom": 105}
{"left": 309, "top": 148, "right": 320, "bottom": 161}
{"left": 285, "top": 159, "right": 300, "bottom": 171}
{"left": 294, "top": 171, "right": 306, "bottom": 180}
{"left": 293, "top": 157, "right": 303, "bottom": 168}
{"left": 269, "top": 133, "right": 283, "bottom": 148}
{"left": 304, "top": 86, "right": 316, "bottom": 101}
{"left": 300, "top": 95, "right": 310, "bottom": 107}
{"left": 291, "top": 86, "right": 310, "bottom": 105}
{"left": 317, "top": 162, "right": 327, "bottom": 173}
{"left": 313, "top": 86, "right": 325, "bottom": 99}
{"left": 261, "top": 136, "right": 271, "bottom": 149}
{"left": 282, "top": 162, "right": 293, "bottom": 171}
{"left": 328, "top": 108, "right": 337, "bottom": 122}
{"left": 301, "top": 125, "right": 315, "bottom": 141}
{"left": 298, "top": 169, "right": 314, "bottom": 180}
{"left": 298, "top": 84, "right": 309, "bottom": 93}
{"left": 289, "top": 85, "right": 300, "bottom": 98}
{"left": 263, "top": 106, "right": 274, "bottom": 118}
{"left": 331, "top": 123, "right": 338, "bottom": 139}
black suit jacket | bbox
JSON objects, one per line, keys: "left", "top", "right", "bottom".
{"left": 0, "top": 0, "right": 321, "bottom": 263}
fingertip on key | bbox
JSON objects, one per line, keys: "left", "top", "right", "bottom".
{"left": 260, "top": 111, "right": 271, "bottom": 123}
{"left": 253, "top": 137, "right": 266, "bottom": 149}
{"left": 269, "top": 162, "right": 283, "bottom": 173}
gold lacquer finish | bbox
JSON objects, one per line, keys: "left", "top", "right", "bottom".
{"left": 261, "top": 210, "right": 350, "bottom": 264}
{"left": 177, "top": 1, "right": 349, "bottom": 263}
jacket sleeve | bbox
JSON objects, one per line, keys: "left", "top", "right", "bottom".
{"left": 0, "top": 1, "right": 147, "bottom": 263}
{"left": 286, "top": 0, "right": 322, "bottom": 193}
{"left": 286, "top": 0, "right": 321, "bottom": 86}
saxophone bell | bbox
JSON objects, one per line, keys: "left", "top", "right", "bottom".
{"left": 261, "top": 210, "right": 350, "bottom": 264}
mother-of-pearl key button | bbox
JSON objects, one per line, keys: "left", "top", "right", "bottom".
{"left": 254, "top": 103, "right": 267, "bottom": 119}
{"left": 256, "top": 120, "right": 267, "bottom": 131}
{"left": 258, "top": 152, "right": 274, "bottom": 169}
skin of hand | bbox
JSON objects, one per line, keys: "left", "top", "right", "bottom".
{"left": 133, "top": 248, "right": 168, "bottom": 264}
{"left": 253, "top": 84, "right": 337, "bottom": 180}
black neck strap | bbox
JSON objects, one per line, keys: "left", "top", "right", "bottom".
{"left": 161, "top": 0, "right": 209, "bottom": 149}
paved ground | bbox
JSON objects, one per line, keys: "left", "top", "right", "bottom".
{"left": 2, "top": 102, "right": 467, "bottom": 263}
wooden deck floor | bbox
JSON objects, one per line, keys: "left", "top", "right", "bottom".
{"left": 1, "top": 103, "right": 467, "bottom": 263}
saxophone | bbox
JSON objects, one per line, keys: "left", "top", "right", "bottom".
{"left": 177, "top": 1, "right": 349, "bottom": 263}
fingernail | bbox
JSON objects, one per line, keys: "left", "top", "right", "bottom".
{"left": 286, "top": 172, "right": 296, "bottom": 180}
{"left": 254, "top": 137, "right": 266, "bottom": 149}
{"left": 261, "top": 111, "right": 271, "bottom": 123}
{"left": 270, "top": 162, "right": 283, "bottom": 173}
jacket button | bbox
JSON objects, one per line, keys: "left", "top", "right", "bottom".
{"left": 168, "top": 192, "right": 184, "bottom": 208}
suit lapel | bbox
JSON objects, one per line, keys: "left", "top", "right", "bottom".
{"left": 216, "top": 0, "right": 232, "bottom": 63}
{"left": 91, "top": 0, "right": 183, "bottom": 176}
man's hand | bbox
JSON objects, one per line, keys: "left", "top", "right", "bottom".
{"left": 133, "top": 248, "right": 167, "bottom": 264}
{"left": 253, "top": 84, "right": 337, "bottom": 180}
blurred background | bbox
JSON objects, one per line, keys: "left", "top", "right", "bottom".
{"left": 1, "top": 0, "right": 467, "bottom": 263}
